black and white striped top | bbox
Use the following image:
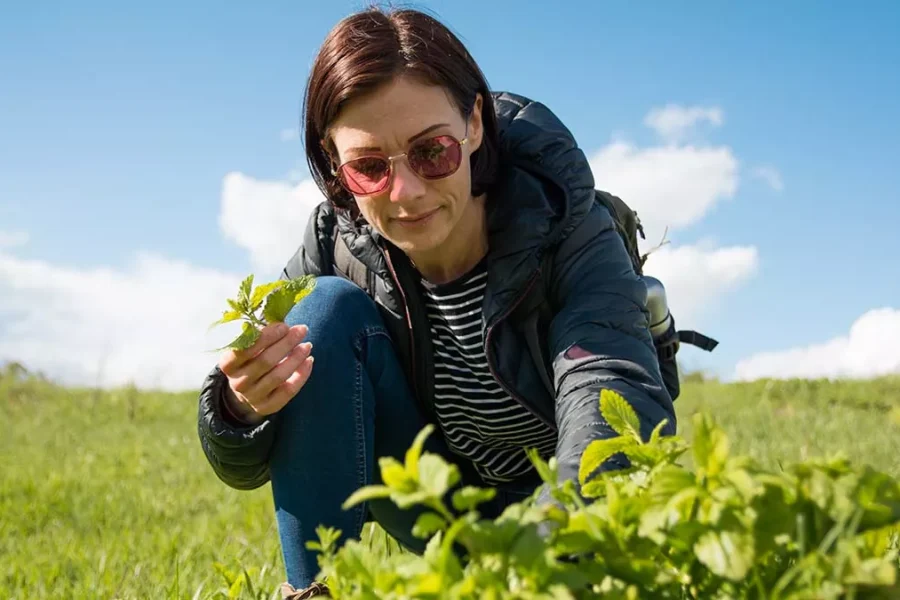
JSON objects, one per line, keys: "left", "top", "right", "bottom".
{"left": 419, "top": 258, "right": 557, "bottom": 484}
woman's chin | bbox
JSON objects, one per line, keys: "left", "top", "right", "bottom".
{"left": 387, "top": 210, "right": 448, "bottom": 250}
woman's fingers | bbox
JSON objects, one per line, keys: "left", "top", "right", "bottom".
{"left": 247, "top": 341, "right": 313, "bottom": 400}
{"left": 219, "top": 322, "right": 292, "bottom": 374}
{"left": 253, "top": 354, "right": 315, "bottom": 416}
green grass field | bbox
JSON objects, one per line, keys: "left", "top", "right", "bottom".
{"left": 2, "top": 371, "right": 899, "bottom": 599}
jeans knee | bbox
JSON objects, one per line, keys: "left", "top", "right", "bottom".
{"left": 284, "top": 276, "right": 382, "bottom": 339}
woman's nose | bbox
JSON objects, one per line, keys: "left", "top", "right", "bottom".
{"left": 388, "top": 159, "right": 426, "bottom": 203}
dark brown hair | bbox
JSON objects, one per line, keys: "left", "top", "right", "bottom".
{"left": 302, "top": 6, "right": 500, "bottom": 211}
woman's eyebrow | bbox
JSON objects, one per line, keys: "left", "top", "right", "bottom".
{"left": 407, "top": 123, "right": 450, "bottom": 143}
{"left": 345, "top": 123, "right": 451, "bottom": 154}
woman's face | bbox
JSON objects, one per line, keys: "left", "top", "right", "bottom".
{"left": 327, "top": 75, "right": 484, "bottom": 257}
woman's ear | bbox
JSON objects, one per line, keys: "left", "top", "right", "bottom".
{"left": 320, "top": 138, "right": 339, "bottom": 174}
{"left": 467, "top": 93, "right": 485, "bottom": 153}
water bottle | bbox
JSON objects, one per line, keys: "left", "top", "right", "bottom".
{"left": 643, "top": 275, "right": 674, "bottom": 342}
{"left": 643, "top": 275, "right": 681, "bottom": 400}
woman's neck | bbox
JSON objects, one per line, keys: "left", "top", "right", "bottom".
{"left": 408, "top": 195, "right": 488, "bottom": 285}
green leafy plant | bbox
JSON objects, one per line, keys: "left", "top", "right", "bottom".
{"left": 209, "top": 274, "right": 317, "bottom": 351}
{"left": 306, "top": 389, "right": 900, "bottom": 599}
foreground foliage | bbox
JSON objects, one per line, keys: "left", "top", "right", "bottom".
{"left": 2, "top": 366, "right": 899, "bottom": 598}
{"left": 309, "top": 390, "right": 900, "bottom": 599}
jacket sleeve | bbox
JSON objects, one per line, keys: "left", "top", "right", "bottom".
{"left": 547, "top": 199, "right": 675, "bottom": 493}
{"left": 196, "top": 201, "right": 335, "bottom": 490}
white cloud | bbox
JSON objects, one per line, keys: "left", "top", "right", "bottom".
{"left": 218, "top": 171, "right": 326, "bottom": 276}
{"left": 733, "top": 308, "right": 900, "bottom": 381}
{"left": 0, "top": 230, "right": 29, "bottom": 248}
{"left": 0, "top": 171, "right": 327, "bottom": 393}
{"left": 641, "top": 242, "right": 759, "bottom": 324}
{"left": 644, "top": 105, "right": 724, "bottom": 142}
{"left": 752, "top": 165, "right": 784, "bottom": 192}
{"left": 590, "top": 141, "right": 739, "bottom": 244}
{"left": 590, "top": 104, "right": 758, "bottom": 327}
{"left": 0, "top": 249, "right": 243, "bottom": 391}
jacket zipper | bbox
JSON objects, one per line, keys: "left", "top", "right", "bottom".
{"left": 382, "top": 247, "right": 420, "bottom": 402}
{"left": 484, "top": 273, "right": 558, "bottom": 432}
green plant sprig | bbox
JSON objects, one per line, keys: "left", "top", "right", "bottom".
{"left": 209, "top": 273, "right": 317, "bottom": 351}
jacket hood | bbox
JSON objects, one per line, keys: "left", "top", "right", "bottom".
{"left": 489, "top": 91, "right": 595, "bottom": 247}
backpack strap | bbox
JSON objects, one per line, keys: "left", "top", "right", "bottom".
{"left": 594, "top": 190, "right": 646, "bottom": 275}
{"left": 676, "top": 330, "right": 719, "bottom": 353}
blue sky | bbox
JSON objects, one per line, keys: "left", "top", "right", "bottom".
{"left": 1, "top": 0, "right": 899, "bottom": 389}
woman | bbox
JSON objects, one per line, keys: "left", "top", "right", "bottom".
{"left": 197, "top": 6, "right": 675, "bottom": 598}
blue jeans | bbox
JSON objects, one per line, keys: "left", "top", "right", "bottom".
{"left": 270, "top": 276, "right": 540, "bottom": 588}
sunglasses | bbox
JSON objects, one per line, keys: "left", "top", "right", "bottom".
{"left": 331, "top": 133, "right": 468, "bottom": 196}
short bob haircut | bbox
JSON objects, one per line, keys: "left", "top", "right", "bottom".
{"left": 302, "top": 7, "right": 501, "bottom": 212}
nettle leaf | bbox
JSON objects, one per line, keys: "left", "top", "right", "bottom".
{"left": 217, "top": 321, "right": 260, "bottom": 351}
{"left": 526, "top": 447, "right": 557, "bottom": 485}
{"left": 623, "top": 443, "right": 667, "bottom": 468}
{"left": 378, "top": 456, "right": 418, "bottom": 492}
{"left": 227, "top": 298, "right": 245, "bottom": 314}
{"left": 600, "top": 389, "right": 642, "bottom": 442}
{"left": 693, "top": 528, "right": 755, "bottom": 581}
{"left": 390, "top": 490, "right": 430, "bottom": 510}
{"left": 249, "top": 280, "right": 284, "bottom": 311}
{"left": 262, "top": 286, "right": 297, "bottom": 324}
{"left": 410, "top": 572, "right": 443, "bottom": 596}
{"left": 507, "top": 524, "right": 546, "bottom": 569}
{"left": 581, "top": 479, "right": 609, "bottom": 499}
{"left": 290, "top": 275, "right": 317, "bottom": 303}
{"left": 648, "top": 418, "right": 670, "bottom": 445}
{"left": 458, "top": 518, "right": 522, "bottom": 554}
{"left": 692, "top": 412, "right": 730, "bottom": 477}
{"left": 238, "top": 274, "right": 254, "bottom": 305}
{"left": 208, "top": 309, "right": 243, "bottom": 330}
{"left": 452, "top": 486, "right": 497, "bottom": 513}
{"left": 418, "top": 454, "right": 460, "bottom": 498}
{"left": 262, "top": 276, "right": 317, "bottom": 323}
{"left": 412, "top": 512, "right": 447, "bottom": 539}
{"left": 649, "top": 465, "right": 697, "bottom": 503}
{"left": 579, "top": 436, "right": 634, "bottom": 485}
{"left": 724, "top": 467, "right": 764, "bottom": 503}
{"left": 405, "top": 424, "right": 434, "bottom": 477}
{"left": 341, "top": 485, "right": 392, "bottom": 510}
{"left": 379, "top": 457, "right": 416, "bottom": 492}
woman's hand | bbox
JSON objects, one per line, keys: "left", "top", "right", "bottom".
{"left": 218, "top": 322, "right": 314, "bottom": 425}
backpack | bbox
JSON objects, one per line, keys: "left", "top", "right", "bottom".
{"left": 514, "top": 190, "right": 718, "bottom": 402}
{"left": 332, "top": 190, "right": 718, "bottom": 402}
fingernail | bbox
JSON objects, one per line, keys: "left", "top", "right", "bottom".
{"left": 301, "top": 342, "right": 313, "bottom": 352}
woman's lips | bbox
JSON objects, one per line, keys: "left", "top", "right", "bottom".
{"left": 394, "top": 207, "right": 440, "bottom": 227}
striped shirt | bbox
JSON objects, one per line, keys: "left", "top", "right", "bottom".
{"left": 419, "top": 258, "right": 557, "bottom": 484}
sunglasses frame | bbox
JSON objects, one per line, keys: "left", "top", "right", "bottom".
{"left": 330, "top": 129, "right": 469, "bottom": 196}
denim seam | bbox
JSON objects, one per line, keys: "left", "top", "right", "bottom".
{"left": 349, "top": 324, "right": 390, "bottom": 537}
{"left": 359, "top": 324, "right": 389, "bottom": 339}
{"left": 351, "top": 332, "right": 368, "bottom": 538}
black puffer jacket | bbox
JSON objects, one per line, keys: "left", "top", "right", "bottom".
{"left": 197, "top": 91, "right": 674, "bottom": 497}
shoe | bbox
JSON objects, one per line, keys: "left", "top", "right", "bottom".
{"left": 280, "top": 580, "right": 331, "bottom": 599}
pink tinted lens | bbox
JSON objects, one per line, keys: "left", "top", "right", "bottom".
{"left": 408, "top": 136, "right": 462, "bottom": 178}
{"left": 340, "top": 157, "right": 390, "bottom": 194}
